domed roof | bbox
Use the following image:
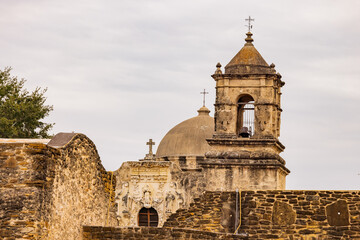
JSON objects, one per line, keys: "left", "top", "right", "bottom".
{"left": 225, "top": 32, "right": 274, "bottom": 75}
{"left": 156, "top": 106, "right": 214, "bottom": 158}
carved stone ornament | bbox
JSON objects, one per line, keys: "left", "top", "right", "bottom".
{"left": 165, "top": 192, "right": 175, "bottom": 212}
{"left": 141, "top": 185, "right": 152, "bottom": 208}
{"left": 115, "top": 182, "right": 129, "bottom": 216}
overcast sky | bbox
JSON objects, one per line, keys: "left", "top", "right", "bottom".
{"left": 1, "top": 0, "right": 359, "bottom": 190}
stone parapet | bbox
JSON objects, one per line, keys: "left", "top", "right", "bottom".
{"left": 82, "top": 226, "right": 247, "bottom": 239}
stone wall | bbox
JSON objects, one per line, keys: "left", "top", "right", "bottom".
{"left": 0, "top": 133, "right": 117, "bottom": 239}
{"left": 82, "top": 226, "right": 246, "bottom": 240}
{"left": 44, "top": 133, "right": 117, "bottom": 239}
{"left": 164, "top": 190, "right": 360, "bottom": 239}
{"left": 0, "top": 140, "right": 51, "bottom": 239}
{"left": 240, "top": 190, "right": 360, "bottom": 239}
{"left": 164, "top": 192, "right": 238, "bottom": 233}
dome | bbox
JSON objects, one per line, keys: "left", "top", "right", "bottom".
{"left": 156, "top": 106, "right": 214, "bottom": 158}
{"left": 225, "top": 32, "right": 274, "bottom": 75}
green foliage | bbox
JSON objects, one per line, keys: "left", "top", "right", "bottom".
{"left": 0, "top": 67, "right": 54, "bottom": 138}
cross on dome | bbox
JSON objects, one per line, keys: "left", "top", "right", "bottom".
{"left": 200, "top": 89, "right": 209, "bottom": 107}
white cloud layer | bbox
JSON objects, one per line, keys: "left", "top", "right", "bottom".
{"left": 1, "top": 0, "right": 359, "bottom": 189}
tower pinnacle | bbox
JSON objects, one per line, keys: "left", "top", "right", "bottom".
{"left": 245, "top": 32, "right": 254, "bottom": 45}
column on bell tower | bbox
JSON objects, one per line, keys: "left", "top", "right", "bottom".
{"left": 202, "top": 31, "right": 290, "bottom": 191}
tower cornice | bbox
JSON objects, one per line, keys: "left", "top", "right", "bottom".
{"left": 206, "top": 138, "right": 285, "bottom": 151}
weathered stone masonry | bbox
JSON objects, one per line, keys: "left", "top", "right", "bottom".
{"left": 240, "top": 190, "right": 360, "bottom": 239}
{"left": 0, "top": 133, "right": 117, "bottom": 240}
{"left": 82, "top": 226, "right": 246, "bottom": 240}
{"left": 2, "top": 136, "right": 359, "bottom": 239}
{"left": 44, "top": 133, "right": 117, "bottom": 240}
{"left": 0, "top": 141, "right": 51, "bottom": 239}
{"left": 164, "top": 191, "right": 360, "bottom": 239}
{"left": 164, "top": 192, "right": 238, "bottom": 233}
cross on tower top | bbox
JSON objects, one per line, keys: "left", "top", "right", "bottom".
{"left": 200, "top": 89, "right": 209, "bottom": 107}
{"left": 245, "top": 16, "right": 255, "bottom": 32}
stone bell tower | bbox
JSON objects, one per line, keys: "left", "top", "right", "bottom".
{"left": 202, "top": 30, "right": 290, "bottom": 191}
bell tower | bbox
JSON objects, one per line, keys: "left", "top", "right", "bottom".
{"left": 202, "top": 30, "right": 290, "bottom": 190}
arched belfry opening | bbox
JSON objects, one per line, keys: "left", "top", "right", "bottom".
{"left": 138, "top": 207, "right": 159, "bottom": 227}
{"left": 237, "top": 95, "right": 255, "bottom": 137}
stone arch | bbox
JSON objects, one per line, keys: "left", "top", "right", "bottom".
{"left": 236, "top": 94, "right": 255, "bottom": 137}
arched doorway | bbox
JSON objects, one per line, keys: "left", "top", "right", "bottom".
{"left": 138, "top": 207, "right": 159, "bottom": 227}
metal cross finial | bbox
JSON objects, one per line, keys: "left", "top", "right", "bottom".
{"left": 200, "top": 89, "right": 209, "bottom": 107}
{"left": 245, "top": 16, "right": 255, "bottom": 32}
{"left": 146, "top": 139, "right": 155, "bottom": 155}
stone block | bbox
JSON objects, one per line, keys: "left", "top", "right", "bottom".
{"left": 326, "top": 200, "right": 350, "bottom": 226}
{"left": 272, "top": 201, "right": 296, "bottom": 226}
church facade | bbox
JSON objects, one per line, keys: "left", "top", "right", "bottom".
{"left": 114, "top": 30, "right": 290, "bottom": 228}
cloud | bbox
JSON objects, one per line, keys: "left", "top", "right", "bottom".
{"left": 1, "top": 0, "right": 359, "bottom": 189}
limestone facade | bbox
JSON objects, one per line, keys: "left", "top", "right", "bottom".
{"left": 114, "top": 161, "right": 186, "bottom": 227}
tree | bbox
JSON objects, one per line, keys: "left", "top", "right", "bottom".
{"left": 0, "top": 67, "right": 54, "bottom": 138}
